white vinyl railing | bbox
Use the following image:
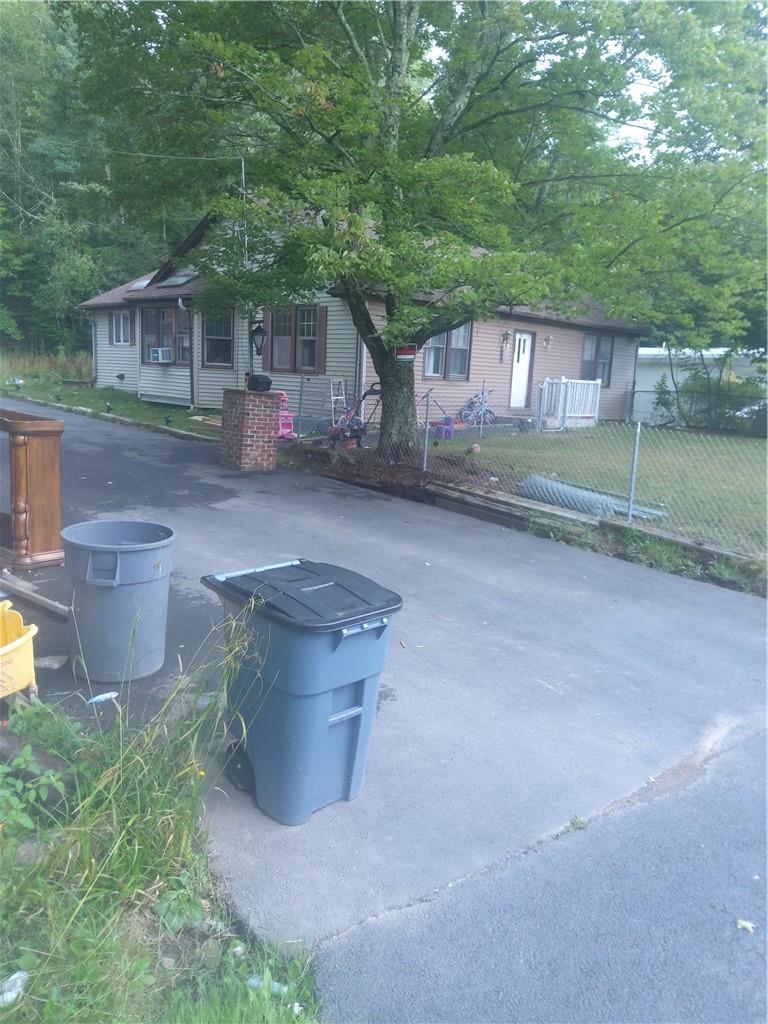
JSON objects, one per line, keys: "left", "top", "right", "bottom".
{"left": 536, "top": 378, "right": 601, "bottom": 430}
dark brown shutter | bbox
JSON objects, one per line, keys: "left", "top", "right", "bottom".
{"left": 316, "top": 304, "right": 327, "bottom": 375}
{"left": 289, "top": 304, "right": 297, "bottom": 370}
{"left": 261, "top": 309, "right": 272, "bottom": 371}
{"left": 108, "top": 310, "right": 114, "bottom": 345}
{"left": 129, "top": 309, "right": 136, "bottom": 345}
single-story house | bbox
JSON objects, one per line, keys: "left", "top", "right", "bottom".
{"left": 81, "top": 226, "right": 647, "bottom": 424}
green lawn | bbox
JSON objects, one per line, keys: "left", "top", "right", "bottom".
{"left": 1, "top": 355, "right": 219, "bottom": 437}
{"left": 433, "top": 423, "right": 766, "bottom": 557}
{"left": 2, "top": 355, "right": 764, "bottom": 556}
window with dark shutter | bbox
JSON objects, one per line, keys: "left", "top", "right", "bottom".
{"left": 140, "top": 307, "right": 195, "bottom": 364}
{"left": 176, "top": 307, "right": 191, "bottom": 364}
{"left": 582, "top": 334, "right": 614, "bottom": 386}
{"left": 266, "top": 304, "right": 327, "bottom": 373}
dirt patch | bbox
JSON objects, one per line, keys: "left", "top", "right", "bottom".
{"left": 281, "top": 440, "right": 506, "bottom": 494}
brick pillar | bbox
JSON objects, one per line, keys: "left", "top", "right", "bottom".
{"left": 220, "top": 389, "right": 281, "bottom": 471}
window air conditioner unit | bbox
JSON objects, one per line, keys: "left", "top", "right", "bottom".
{"left": 149, "top": 347, "right": 173, "bottom": 363}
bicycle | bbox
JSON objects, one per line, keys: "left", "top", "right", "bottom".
{"left": 458, "top": 389, "right": 496, "bottom": 425}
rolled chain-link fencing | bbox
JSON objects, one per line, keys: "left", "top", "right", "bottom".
{"left": 288, "top": 377, "right": 766, "bottom": 558}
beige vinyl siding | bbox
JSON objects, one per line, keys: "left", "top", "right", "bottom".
{"left": 361, "top": 308, "right": 506, "bottom": 420}
{"left": 418, "top": 318, "right": 505, "bottom": 417}
{"left": 529, "top": 325, "right": 636, "bottom": 420}
{"left": 361, "top": 306, "right": 638, "bottom": 422}
{"left": 598, "top": 338, "right": 637, "bottom": 419}
{"left": 93, "top": 310, "right": 139, "bottom": 391}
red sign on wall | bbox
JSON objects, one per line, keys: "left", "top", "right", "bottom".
{"left": 395, "top": 345, "right": 417, "bottom": 362}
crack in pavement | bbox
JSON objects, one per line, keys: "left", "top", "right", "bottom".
{"left": 601, "top": 712, "right": 765, "bottom": 814}
{"left": 314, "top": 711, "right": 766, "bottom": 951}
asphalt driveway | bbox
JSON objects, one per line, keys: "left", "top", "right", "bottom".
{"left": 1, "top": 398, "right": 765, "bottom": 1022}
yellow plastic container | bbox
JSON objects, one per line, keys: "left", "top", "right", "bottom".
{"left": 0, "top": 600, "right": 38, "bottom": 699}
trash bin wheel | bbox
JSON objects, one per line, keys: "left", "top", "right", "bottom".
{"left": 224, "top": 743, "right": 254, "bottom": 793}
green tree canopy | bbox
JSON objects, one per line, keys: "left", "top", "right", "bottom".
{"left": 66, "top": 1, "right": 766, "bottom": 447}
{"left": 0, "top": 1, "right": 199, "bottom": 351}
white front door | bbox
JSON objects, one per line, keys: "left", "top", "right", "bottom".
{"left": 509, "top": 331, "right": 533, "bottom": 407}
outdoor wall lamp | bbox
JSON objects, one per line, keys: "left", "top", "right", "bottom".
{"left": 248, "top": 319, "right": 267, "bottom": 377}
{"left": 542, "top": 334, "right": 553, "bottom": 351}
{"left": 500, "top": 330, "right": 512, "bottom": 361}
{"left": 249, "top": 320, "right": 267, "bottom": 356}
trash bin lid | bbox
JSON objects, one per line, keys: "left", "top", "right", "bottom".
{"left": 201, "top": 560, "right": 402, "bottom": 632}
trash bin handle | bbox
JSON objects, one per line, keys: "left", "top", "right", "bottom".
{"left": 328, "top": 705, "right": 363, "bottom": 726}
{"left": 85, "top": 551, "right": 121, "bottom": 588}
{"left": 334, "top": 617, "right": 388, "bottom": 648}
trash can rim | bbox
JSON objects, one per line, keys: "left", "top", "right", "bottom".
{"left": 201, "top": 559, "right": 402, "bottom": 633}
{"left": 61, "top": 519, "right": 176, "bottom": 552}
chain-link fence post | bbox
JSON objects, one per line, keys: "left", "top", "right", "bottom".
{"left": 297, "top": 376, "right": 305, "bottom": 437}
{"left": 480, "top": 378, "right": 486, "bottom": 438}
{"left": 422, "top": 390, "right": 432, "bottom": 472}
{"left": 627, "top": 420, "right": 642, "bottom": 522}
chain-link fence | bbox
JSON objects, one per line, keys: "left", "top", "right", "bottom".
{"left": 287, "top": 376, "right": 357, "bottom": 437}
{"left": 287, "top": 377, "right": 766, "bottom": 558}
{"left": 632, "top": 389, "right": 767, "bottom": 437}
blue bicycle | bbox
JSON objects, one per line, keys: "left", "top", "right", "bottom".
{"left": 458, "top": 389, "right": 496, "bottom": 425}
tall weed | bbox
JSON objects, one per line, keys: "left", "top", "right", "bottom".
{"left": 0, "top": 610, "right": 316, "bottom": 1023}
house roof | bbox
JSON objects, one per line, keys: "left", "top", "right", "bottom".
{"left": 497, "top": 301, "right": 647, "bottom": 337}
{"left": 81, "top": 213, "right": 215, "bottom": 309}
{"left": 80, "top": 272, "right": 203, "bottom": 308}
{"left": 329, "top": 284, "right": 648, "bottom": 336}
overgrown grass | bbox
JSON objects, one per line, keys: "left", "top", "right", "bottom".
{"left": 0, "top": 350, "right": 220, "bottom": 437}
{"left": 523, "top": 517, "right": 766, "bottom": 596}
{"left": 0, "top": 613, "right": 318, "bottom": 1023}
{"left": 435, "top": 422, "right": 767, "bottom": 557}
{"left": 0, "top": 350, "right": 93, "bottom": 383}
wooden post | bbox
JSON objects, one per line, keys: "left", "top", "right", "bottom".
{"left": 0, "top": 410, "right": 64, "bottom": 567}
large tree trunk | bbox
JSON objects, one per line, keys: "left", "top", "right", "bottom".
{"left": 370, "top": 347, "right": 417, "bottom": 460}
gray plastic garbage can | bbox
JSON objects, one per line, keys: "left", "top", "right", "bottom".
{"left": 61, "top": 520, "right": 175, "bottom": 683}
{"left": 201, "top": 560, "right": 402, "bottom": 826}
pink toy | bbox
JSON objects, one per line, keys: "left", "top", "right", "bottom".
{"left": 273, "top": 390, "right": 296, "bottom": 439}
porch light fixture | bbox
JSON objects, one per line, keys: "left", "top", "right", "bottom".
{"left": 543, "top": 334, "right": 553, "bottom": 350}
{"left": 500, "top": 330, "right": 512, "bottom": 361}
{"left": 249, "top": 319, "right": 267, "bottom": 356}
{"left": 248, "top": 318, "right": 268, "bottom": 378}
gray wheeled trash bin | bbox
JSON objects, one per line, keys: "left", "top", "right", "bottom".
{"left": 201, "top": 560, "right": 402, "bottom": 826}
{"left": 61, "top": 520, "right": 175, "bottom": 683}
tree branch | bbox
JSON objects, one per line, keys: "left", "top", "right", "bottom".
{"left": 606, "top": 170, "right": 759, "bottom": 269}
{"left": 331, "top": 2, "right": 376, "bottom": 90}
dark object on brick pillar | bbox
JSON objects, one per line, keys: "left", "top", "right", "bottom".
{"left": 220, "top": 389, "right": 281, "bottom": 471}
